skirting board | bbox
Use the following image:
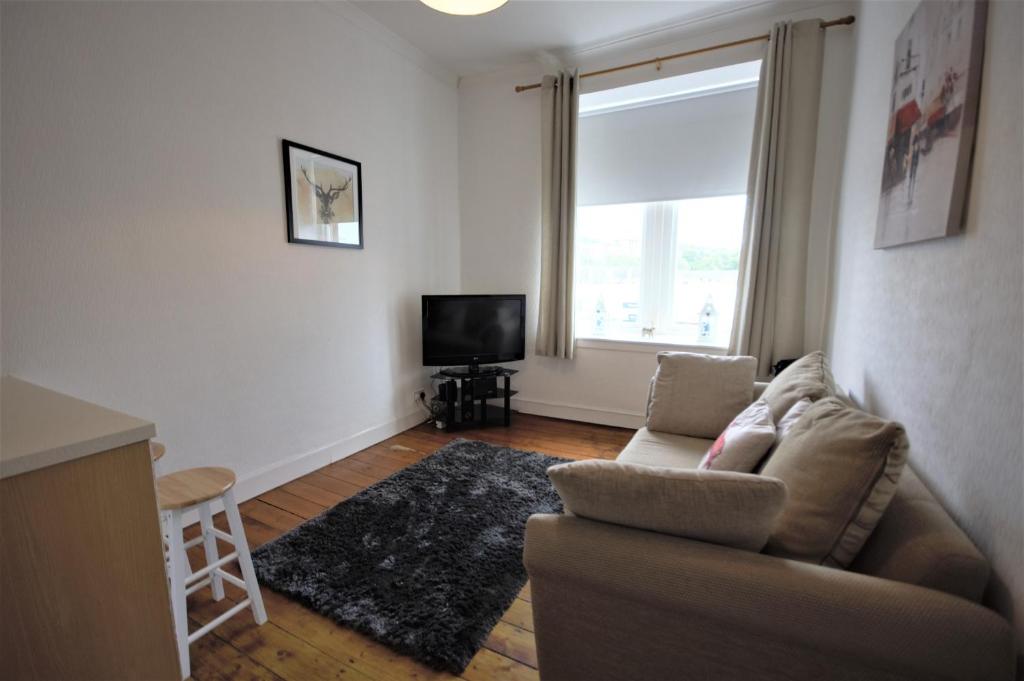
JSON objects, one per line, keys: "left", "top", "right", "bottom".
{"left": 511, "top": 396, "right": 645, "bottom": 429}
{"left": 180, "top": 409, "right": 429, "bottom": 527}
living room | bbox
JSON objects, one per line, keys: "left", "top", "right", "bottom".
{"left": 1, "top": 1, "right": 1021, "bottom": 680}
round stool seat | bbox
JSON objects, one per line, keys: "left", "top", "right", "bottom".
{"left": 157, "top": 467, "right": 236, "bottom": 510}
{"left": 150, "top": 441, "right": 166, "bottom": 461}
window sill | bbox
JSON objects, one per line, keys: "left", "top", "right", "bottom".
{"left": 575, "top": 336, "right": 728, "bottom": 355}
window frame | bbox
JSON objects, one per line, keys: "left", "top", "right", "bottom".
{"left": 573, "top": 59, "right": 761, "bottom": 354}
{"left": 575, "top": 336, "right": 728, "bottom": 355}
{"left": 573, "top": 196, "right": 744, "bottom": 352}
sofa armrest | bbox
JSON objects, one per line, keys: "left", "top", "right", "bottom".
{"left": 524, "top": 514, "right": 1014, "bottom": 681}
{"left": 753, "top": 379, "right": 770, "bottom": 399}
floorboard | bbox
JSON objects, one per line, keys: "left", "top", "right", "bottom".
{"left": 184, "top": 412, "right": 634, "bottom": 680}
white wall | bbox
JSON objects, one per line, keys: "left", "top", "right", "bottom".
{"left": 825, "top": 0, "right": 1023, "bottom": 656}
{"left": 458, "top": 2, "right": 856, "bottom": 427}
{"left": 0, "top": 3, "right": 3, "bottom": 380}
{"left": 1, "top": 1, "right": 460, "bottom": 498}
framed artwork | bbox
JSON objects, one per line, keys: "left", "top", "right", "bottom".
{"left": 283, "top": 139, "right": 363, "bottom": 249}
{"left": 875, "top": 0, "right": 987, "bottom": 249}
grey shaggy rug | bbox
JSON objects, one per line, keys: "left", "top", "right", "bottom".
{"left": 251, "top": 438, "right": 569, "bottom": 674}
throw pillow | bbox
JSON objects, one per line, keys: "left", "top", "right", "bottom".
{"left": 760, "top": 351, "right": 836, "bottom": 422}
{"left": 698, "top": 400, "right": 775, "bottom": 473}
{"left": 646, "top": 352, "right": 756, "bottom": 439}
{"left": 776, "top": 397, "right": 812, "bottom": 440}
{"left": 548, "top": 459, "right": 787, "bottom": 551}
{"left": 762, "top": 397, "right": 909, "bottom": 567}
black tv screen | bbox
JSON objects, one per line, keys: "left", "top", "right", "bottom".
{"left": 422, "top": 295, "right": 526, "bottom": 367}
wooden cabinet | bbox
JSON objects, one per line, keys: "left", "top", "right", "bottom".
{"left": 1, "top": 377, "right": 180, "bottom": 680}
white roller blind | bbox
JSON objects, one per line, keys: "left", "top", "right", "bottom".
{"left": 577, "top": 86, "right": 758, "bottom": 206}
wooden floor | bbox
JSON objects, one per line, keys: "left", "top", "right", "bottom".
{"left": 182, "top": 413, "right": 635, "bottom": 681}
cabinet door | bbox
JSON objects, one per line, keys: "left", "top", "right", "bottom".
{"left": 0, "top": 441, "right": 180, "bottom": 680}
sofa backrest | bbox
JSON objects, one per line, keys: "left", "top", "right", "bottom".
{"left": 849, "top": 465, "right": 990, "bottom": 603}
{"left": 645, "top": 369, "right": 990, "bottom": 602}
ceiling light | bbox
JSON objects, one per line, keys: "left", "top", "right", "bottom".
{"left": 419, "top": 0, "right": 508, "bottom": 16}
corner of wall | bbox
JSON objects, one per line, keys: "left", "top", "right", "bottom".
{"left": 824, "top": 0, "right": 1024, "bottom": 656}
{"left": 316, "top": 0, "right": 459, "bottom": 90}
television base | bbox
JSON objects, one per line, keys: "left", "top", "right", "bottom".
{"left": 430, "top": 368, "right": 518, "bottom": 432}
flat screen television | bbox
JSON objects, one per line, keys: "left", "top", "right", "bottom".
{"left": 422, "top": 294, "right": 526, "bottom": 372}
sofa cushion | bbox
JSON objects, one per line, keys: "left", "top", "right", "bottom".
{"left": 776, "top": 397, "right": 812, "bottom": 440}
{"left": 547, "top": 459, "right": 787, "bottom": 551}
{"left": 646, "top": 352, "right": 756, "bottom": 439}
{"left": 850, "top": 467, "right": 990, "bottom": 602}
{"left": 698, "top": 400, "right": 776, "bottom": 473}
{"left": 617, "top": 428, "right": 709, "bottom": 469}
{"left": 760, "top": 351, "right": 835, "bottom": 422}
{"left": 752, "top": 396, "right": 814, "bottom": 474}
{"left": 762, "top": 397, "right": 909, "bottom": 567}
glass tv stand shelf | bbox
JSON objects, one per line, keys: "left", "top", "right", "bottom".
{"left": 430, "top": 368, "right": 518, "bottom": 432}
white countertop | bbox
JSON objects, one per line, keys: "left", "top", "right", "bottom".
{"left": 1, "top": 376, "right": 156, "bottom": 479}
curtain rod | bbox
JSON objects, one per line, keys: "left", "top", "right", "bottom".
{"left": 514, "top": 15, "right": 855, "bottom": 93}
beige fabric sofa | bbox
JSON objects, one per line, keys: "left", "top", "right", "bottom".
{"left": 524, "top": 382, "right": 1016, "bottom": 681}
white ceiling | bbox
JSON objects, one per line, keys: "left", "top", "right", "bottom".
{"left": 351, "top": 0, "right": 751, "bottom": 76}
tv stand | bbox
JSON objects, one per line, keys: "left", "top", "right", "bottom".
{"left": 439, "top": 364, "right": 503, "bottom": 378}
{"left": 431, "top": 367, "right": 517, "bottom": 432}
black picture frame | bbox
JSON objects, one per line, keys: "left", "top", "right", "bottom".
{"left": 282, "top": 139, "right": 364, "bottom": 249}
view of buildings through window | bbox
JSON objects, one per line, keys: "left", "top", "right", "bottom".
{"left": 574, "top": 195, "right": 746, "bottom": 348}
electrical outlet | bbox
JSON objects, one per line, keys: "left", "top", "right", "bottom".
{"left": 414, "top": 389, "right": 427, "bottom": 402}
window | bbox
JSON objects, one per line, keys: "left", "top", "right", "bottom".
{"left": 574, "top": 61, "right": 759, "bottom": 349}
{"left": 575, "top": 195, "right": 745, "bottom": 348}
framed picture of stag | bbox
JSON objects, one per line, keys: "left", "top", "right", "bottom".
{"left": 282, "top": 139, "right": 363, "bottom": 249}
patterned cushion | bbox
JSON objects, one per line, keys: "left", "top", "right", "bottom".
{"left": 699, "top": 400, "right": 776, "bottom": 473}
{"left": 777, "top": 397, "right": 812, "bottom": 440}
{"left": 762, "top": 397, "right": 909, "bottom": 567}
{"left": 753, "top": 397, "right": 815, "bottom": 473}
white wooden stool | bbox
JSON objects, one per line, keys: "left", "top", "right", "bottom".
{"left": 157, "top": 467, "right": 267, "bottom": 679}
{"left": 150, "top": 440, "right": 166, "bottom": 464}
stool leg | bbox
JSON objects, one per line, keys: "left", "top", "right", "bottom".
{"left": 166, "top": 509, "right": 191, "bottom": 680}
{"left": 222, "top": 488, "right": 267, "bottom": 624}
{"left": 198, "top": 502, "right": 225, "bottom": 601}
{"left": 160, "top": 511, "right": 171, "bottom": 578}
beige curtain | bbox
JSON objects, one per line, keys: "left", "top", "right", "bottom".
{"left": 536, "top": 70, "right": 579, "bottom": 359}
{"left": 730, "top": 20, "right": 824, "bottom": 377}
